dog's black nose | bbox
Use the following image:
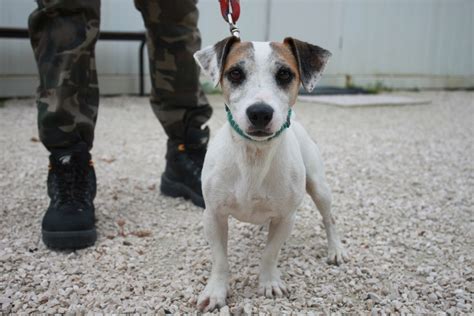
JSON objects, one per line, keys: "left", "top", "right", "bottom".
{"left": 246, "top": 103, "right": 274, "bottom": 129}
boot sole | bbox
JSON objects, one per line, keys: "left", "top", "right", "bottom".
{"left": 42, "top": 228, "right": 97, "bottom": 250}
{"left": 160, "top": 174, "right": 205, "bottom": 208}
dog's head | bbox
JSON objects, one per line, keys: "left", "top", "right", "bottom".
{"left": 194, "top": 37, "right": 331, "bottom": 141}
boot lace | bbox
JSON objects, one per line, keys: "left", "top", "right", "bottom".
{"left": 54, "top": 158, "right": 89, "bottom": 206}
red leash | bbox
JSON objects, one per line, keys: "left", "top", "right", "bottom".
{"left": 219, "top": 0, "right": 240, "bottom": 23}
{"left": 219, "top": 0, "right": 241, "bottom": 38}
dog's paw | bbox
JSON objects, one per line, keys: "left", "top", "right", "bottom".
{"left": 258, "top": 271, "right": 288, "bottom": 298}
{"left": 197, "top": 280, "right": 228, "bottom": 312}
{"left": 327, "top": 242, "right": 349, "bottom": 265}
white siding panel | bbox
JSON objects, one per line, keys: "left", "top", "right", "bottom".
{"left": 0, "top": 0, "right": 473, "bottom": 97}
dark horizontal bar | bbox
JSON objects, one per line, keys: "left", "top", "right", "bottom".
{"left": 0, "top": 27, "right": 145, "bottom": 41}
{"left": 99, "top": 31, "right": 145, "bottom": 41}
{"left": 0, "top": 28, "right": 29, "bottom": 39}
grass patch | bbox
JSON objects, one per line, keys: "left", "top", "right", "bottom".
{"left": 364, "top": 81, "right": 394, "bottom": 94}
{"left": 346, "top": 78, "right": 393, "bottom": 94}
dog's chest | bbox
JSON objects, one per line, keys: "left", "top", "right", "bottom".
{"left": 226, "top": 161, "right": 306, "bottom": 224}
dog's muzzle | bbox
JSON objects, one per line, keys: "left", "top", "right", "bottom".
{"left": 246, "top": 103, "right": 274, "bottom": 135}
{"left": 225, "top": 104, "right": 292, "bottom": 141}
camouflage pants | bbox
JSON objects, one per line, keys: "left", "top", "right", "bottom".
{"left": 28, "top": 0, "right": 212, "bottom": 151}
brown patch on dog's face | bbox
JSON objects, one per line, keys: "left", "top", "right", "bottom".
{"left": 222, "top": 42, "right": 254, "bottom": 73}
{"left": 220, "top": 42, "right": 254, "bottom": 100}
{"left": 271, "top": 42, "right": 301, "bottom": 105}
{"left": 270, "top": 43, "right": 300, "bottom": 78}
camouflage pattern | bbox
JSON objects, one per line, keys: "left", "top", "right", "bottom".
{"left": 29, "top": 0, "right": 211, "bottom": 151}
{"left": 28, "top": 0, "right": 101, "bottom": 150}
{"left": 135, "top": 0, "right": 212, "bottom": 147}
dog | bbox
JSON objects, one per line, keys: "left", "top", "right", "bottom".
{"left": 193, "top": 36, "right": 348, "bottom": 311}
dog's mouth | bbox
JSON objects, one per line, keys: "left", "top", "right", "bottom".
{"left": 246, "top": 129, "right": 273, "bottom": 137}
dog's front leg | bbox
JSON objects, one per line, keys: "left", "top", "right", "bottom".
{"left": 197, "top": 208, "right": 229, "bottom": 312}
{"left": 258, "top": 215, "right": 295, "bottom": 298}
{"left": 307, "top": 179, "right": 348, "bottom": 265}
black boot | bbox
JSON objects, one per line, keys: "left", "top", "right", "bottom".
{"left": 185, "top": 125, "right": 209, "bottom": 168}
{"left": 182, "top": 106, "right": 211, "bottom": 168}
{"left": 42, "top": 144, "right": 97, "bottom": 249}
{"left": 160, "top": 106, "right": 210, "bottom": 208}
{"left": 160, "top": 140, "right": 206, "bottom": 208}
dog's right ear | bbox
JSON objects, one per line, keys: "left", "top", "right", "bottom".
{"left": 194, "top": 36, "right": 241, "bottom": 87}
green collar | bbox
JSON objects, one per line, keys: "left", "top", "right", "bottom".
{"left": 225, "top": 105, "right": 292, "bottom": 141}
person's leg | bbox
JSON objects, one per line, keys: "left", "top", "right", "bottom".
{"left": 134, "top": 0, "right": 212, "bottom": 208}
{"left": 28, "top": 0, "right": 101, "bottom": 249}
{"left": 29, "top": 0, "right": 101, "bottom": 150}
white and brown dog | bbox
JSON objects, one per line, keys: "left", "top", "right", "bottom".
{"left": 194, "top": 37, "right": 348, "bottom": 311}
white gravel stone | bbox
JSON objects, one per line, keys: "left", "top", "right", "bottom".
{"left": 0, "top": 92, "right": 473, "bottom": 314}
{"left": 428, "top": 293, "right": 438, "bottom": 303}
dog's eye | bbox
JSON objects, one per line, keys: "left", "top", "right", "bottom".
{"left": 227, "top": 68, "right": 245, "bottom": 84}
{"left": 276, "top": 69, "right": 293, "bottom": 84}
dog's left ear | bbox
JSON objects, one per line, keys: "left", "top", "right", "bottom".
{"left": 284, "top": 37, "right": 332, "bottom": 92}
{"left": 194, "top": 36, "right": 241, "bottom": 87}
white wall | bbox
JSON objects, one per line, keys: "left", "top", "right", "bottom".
{"left": 0, "top": 0, "right": 473, "bottom": 97}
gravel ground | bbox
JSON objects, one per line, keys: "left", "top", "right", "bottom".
{"left": 0, "top": 92, "right": 473, "bottom": 314}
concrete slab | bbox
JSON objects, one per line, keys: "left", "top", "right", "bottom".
{"left": 298, "top": 94, "right": 431, "bottom": 107}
